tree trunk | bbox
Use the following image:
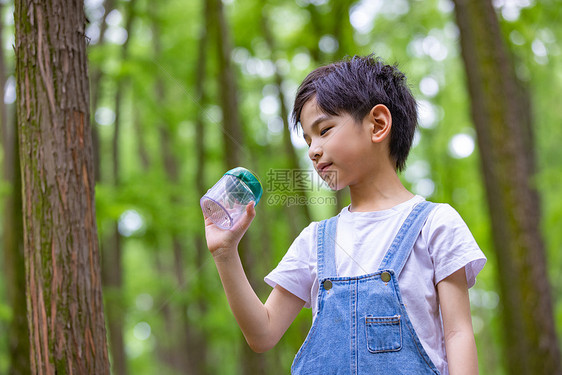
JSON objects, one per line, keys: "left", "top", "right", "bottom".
{"left": 153, "top": 253, "right": 181, "bottom": 372}
{"left": 209, "top": 0, "right": 268, "bottom": 373}
{"left": 100, "top": 3, "right": 135, "bottom": 374}
{"left": 260, "top": 0, "right": 312, "bottom": 235}
{"left": 191, "top": 1, "right": 212, "bottom": 372}
{"left": 101, "top": 222, "right": 127, "bottom": 375}
{"left": 211, "top": 0, "right": 246, "bottom": 168}
{"left": 14, "top": 1, "right": 110, "bottom": 373}
{"left": 452, "top": 0, "right": 561, "bottom": 373}
{"left": 148, "top": 6, "right": 199, "bottom": 372}
{"left": 1, "top": 118, "right": 30, "bottom": 375}
{"left": 1, "top": 3, "right": 31, "bottom": 373}
{"left": 0, "top": 2, "right": 7, "bottom": 133}
{"left": 89, "top": 0, "right": 117, "bottom": 181}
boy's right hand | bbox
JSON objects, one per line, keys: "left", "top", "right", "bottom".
{"left": 203, "top": 201, "right": 256, "bottom": 260}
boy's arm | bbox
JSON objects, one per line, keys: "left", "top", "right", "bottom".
{"left": 205, "top": 203, "right": 305, "bottom": 353}
{"left": 437, "top": 267, "right": 479, "bottom": 375}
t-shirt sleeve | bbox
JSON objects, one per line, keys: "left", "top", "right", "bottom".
{"left": 264, "top": 222, "right": 317, "bottom": 308}
{"left": 425, "top": 204, "right": 487, "bottom": 288}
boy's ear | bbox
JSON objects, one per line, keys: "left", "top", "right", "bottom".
{"left": 368, "top": 104, "right": 392, "bottom": 143}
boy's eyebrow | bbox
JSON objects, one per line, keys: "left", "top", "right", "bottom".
{"left": 310, "top": 114, "right": 331, "bottom": 129}
{"left": 302, "top": 114, "right": 331, "bottom": 137}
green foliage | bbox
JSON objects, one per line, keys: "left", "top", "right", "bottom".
{"left": 1, "top": 0, "right": 561, "bottom": 373}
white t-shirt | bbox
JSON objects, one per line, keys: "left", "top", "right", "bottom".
{"left": 265, "top": 195, "right": 486, "bottom": 375}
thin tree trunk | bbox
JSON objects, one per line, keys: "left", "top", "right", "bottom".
{"left": 89, "top": 0, "right": 116, "bottom": 112}
{"left": 211, "top": 0, "right": 245, "bottom": 167}
{"left": 191, "top": 1, "right": 213, "bottom": 372}
{"left": 131, "top": 107, "right": 194, "bottom": 373}
{"left": 1, "top": 4, "right": 30, "bottom": 373}
{"left": 102, "top": 222, "right": 127, "bottom": 375}
{"left": 260, "top": 0, "right": 312, "bottom": 235}
{"left": 90, "top": 0, "right": 117, "bottom": 181}
{"left": 209, "top": 0, "right": 267, "bottom": 373}
{"left": 150, "top": 6, "right": 197, "bottom": 372}
{"left": 2, "top": 119, "right": 29, "bottom": 375}
{"left": 305, "top": 4, "right": 322, "bottom": 63}
{"left": 155, "top": 93, "right": 193, "bottom": 372}
{"left": 14, "top": 1, "right": 110, "bottom": 373}
{"left": 452, "top": 0, "right": 561, "bottom": 373}
{"left": 100, "top": 2, "right": 135, "bottom": 374}
{"left": 1, "top": 61, "right": 30, "bottom": 375}
{"left": 258, "top": 6, "right": 312, "bottom": 373}
{"left": 153, "top": 252, "right": 180, "bottom": 371}
{"left": 133, "top": 111, "right": 151, "bottom": 170}
{"left": 331, "top": 0, "right": 349, "bottom": 58}
{"left": 0, "top": 2, "right": 6, "bottom": 132}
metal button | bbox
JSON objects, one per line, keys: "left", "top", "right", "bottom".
{"left": 381, "top": 272, "right": 391, "bottom": 283}
{"left": 323, "top": 280, "right": 332, "bottom": 290}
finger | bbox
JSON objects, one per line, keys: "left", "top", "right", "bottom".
{"left": 232, "top": 201, "right": 256, "bottom": 232}
{"left": 202, "top": 208, "right": 211, "bottom": 223}
{"left": 204, "top": 215, "right": 223, "bottom": 230}
{"left": 246, "top": 201, "right": 256, "bottom": 218}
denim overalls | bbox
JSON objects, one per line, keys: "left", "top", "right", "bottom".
{"left": 291, "top": 201, "right": 441, "bottom": 374}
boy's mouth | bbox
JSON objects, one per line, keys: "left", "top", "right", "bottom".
{"left": 316, "top": 162, "right": 332, "bottom": 175}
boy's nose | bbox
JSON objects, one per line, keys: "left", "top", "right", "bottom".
{"left": 308, "top": 143, "right": 322, "bottom": 161}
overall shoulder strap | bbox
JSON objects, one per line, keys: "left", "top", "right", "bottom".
{"left": 317, "top": 216, "right": 338, "bottom": 280}
{"left": 377, "top": 201, "right": 437, "bottom": 276}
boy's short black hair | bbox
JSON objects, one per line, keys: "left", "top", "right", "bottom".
{"left": 291, "top": 54, "right": 417, "bottom": 172}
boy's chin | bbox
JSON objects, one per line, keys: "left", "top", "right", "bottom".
{"left": 321, "top": 178, "right": 341, "bottom": 191}
{"left": 319, "top": 171, "right": 339, "bottom": 190}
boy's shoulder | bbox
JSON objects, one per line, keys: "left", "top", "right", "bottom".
{"left": 422, "top": 202, "right": 477, "bottom": 246}
{"left": 426, "top": 201, "right": 467, "bottom": 226}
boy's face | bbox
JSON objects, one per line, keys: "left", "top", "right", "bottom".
{"left": 300, "top": 98, "right": 377, "bottom": 190}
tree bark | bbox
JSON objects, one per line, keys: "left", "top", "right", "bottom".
{"left": 452, "top": 0, "right": 561, "bottom": 373}
{"left": 14, "top": 1, "right": 110, "bottom": 373}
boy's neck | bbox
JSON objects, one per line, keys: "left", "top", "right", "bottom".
{"left": 347, "top": 168, "right": 414, "bottom": 212}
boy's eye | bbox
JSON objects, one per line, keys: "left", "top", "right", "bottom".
{"left": 320, "top": 127, "right": 331, "bottom": 136}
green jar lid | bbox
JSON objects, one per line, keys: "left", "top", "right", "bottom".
{"left": 224, "top": 167, "right": 263, "bottom": 205}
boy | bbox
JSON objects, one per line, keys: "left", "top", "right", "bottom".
{"left": 203, "top": 55, "right": 486, "bottom": 374}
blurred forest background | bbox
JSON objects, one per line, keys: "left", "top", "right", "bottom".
{"left": 1, "top": 0, "right": 562, "bottom": 374}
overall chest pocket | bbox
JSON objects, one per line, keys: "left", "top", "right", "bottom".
{"left": 365, "top": 315, "right": 402, "bottom": 353}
